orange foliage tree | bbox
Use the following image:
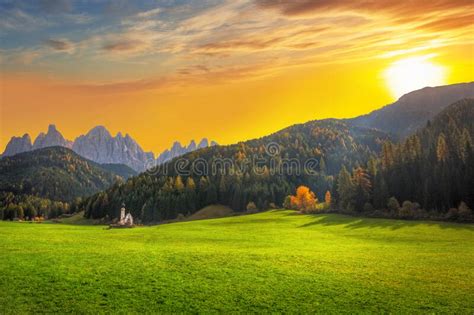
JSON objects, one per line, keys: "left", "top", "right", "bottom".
{"left": 288, "top": 186, "right": 318, "bottom": 213}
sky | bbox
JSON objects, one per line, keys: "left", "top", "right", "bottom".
{"left": 1, "top": 0, "right": 473, "bottom": 154}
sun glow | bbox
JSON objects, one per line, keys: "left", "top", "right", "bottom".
{"left": 384, "top": 55, "right": 447, "bottom": 99}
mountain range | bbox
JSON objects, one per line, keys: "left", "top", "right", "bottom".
{"left": 156, "top": 139, "right": 218, "bottom": 165}
{"left": 1, "top": 125, "right": 217, "bottom": 172}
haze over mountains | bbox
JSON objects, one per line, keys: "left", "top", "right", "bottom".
{"left": 2, "top": 125, "right": 217, "bottom": 172}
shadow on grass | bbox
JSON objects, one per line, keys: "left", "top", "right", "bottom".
{"left": 298, "top": 213, "right": 474, "bottom": 231}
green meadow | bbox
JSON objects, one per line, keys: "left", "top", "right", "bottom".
{"left": 0, "top": 210, "right": 473, "bottom": 313}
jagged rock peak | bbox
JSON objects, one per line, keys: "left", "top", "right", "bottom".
{"left": 172, "top": 141, "right": 184, "bottom": 149}
{"left": 188, "top": 140, "right": 197, "bottom": 151}
{"left": 32, "top": 124, "right": 72, "bottom": 150}
{"left": 72, "top": 126, "right": 153, "bottom": 172}
{"left": 155, "top": 137, "right": 218, "bottom": 165}
{"left": 198, "top": 138, "right": 209, "bottom": 148}
{"left": 1, "top": 133, "right": 33, "bottom": 157}
{"left": 86, "top": 125, "right": 111, "bottom": 137}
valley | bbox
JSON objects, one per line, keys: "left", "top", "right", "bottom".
{"left": 2, "top": 1, "right": 473, "bottom": 312}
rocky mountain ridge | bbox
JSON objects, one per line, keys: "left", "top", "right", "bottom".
{"left": 2, "top": 125, "right": 217, "bottom": 172}
{"left": 156, "top": 138, "right": 218, "bottom": 165}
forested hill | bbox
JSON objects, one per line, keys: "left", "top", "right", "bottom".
{"left": 373, "top": 98, "right": 474, "bottom": 211}
{"left": 82, "top": 119, "right": 392, "bottom": 221}
{"left": 0, "top": 146, "right": 126, "bottom": 201}
{"left": 99, "top": 163, "right": 137, "bottom": 179}
{"left": 334, "top": 98, "right": 473, "bottom": 219}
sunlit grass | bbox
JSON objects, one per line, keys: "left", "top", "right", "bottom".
{"left": 0, "top": 211, "right": 473, "bottom": 313}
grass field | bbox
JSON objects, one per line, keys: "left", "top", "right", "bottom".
{"left": 0, "top": 210, "right": 473, "bottom": 313}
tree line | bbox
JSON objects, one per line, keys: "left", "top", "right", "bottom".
{"left": 333, "top": 99, "right": 473, "bottom": 221}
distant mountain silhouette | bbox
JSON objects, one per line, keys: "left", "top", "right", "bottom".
{"left": 348, "top": 82, "right": 474, "bottom": 138}
{"left": 72, "top": 126, "right": 154, "bottom": 172}
{"left": 155, "top": 138, "right": 218, "bottom": 165}
{"left": 33, "top": 124, "right": 73, "bottom": 150}
{"left": 2, "top": 134, "right": 32, "bottom": 157}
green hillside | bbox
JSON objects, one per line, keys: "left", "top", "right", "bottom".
{"left": 368, "top": 99, "right": 474, "bottom": 213}
{"left": 0, "top": 211, "right": 472, "bottom": 313}
{"left": 100, "top": 163, "right": 138, "bottom": 179}
{"left": 0, "top": 146, "right": 125, "bottom": 201}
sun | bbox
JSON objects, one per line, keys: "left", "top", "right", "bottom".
{"left": 384, "top": 55, "right": 447, "bottom": 99}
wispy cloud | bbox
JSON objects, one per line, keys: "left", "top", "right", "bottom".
{"left": 255, "top": 0, "right": 473, "bottom": 18}
{"left": 1, "top": 0, "right": 472, "bottom": 93}
{"left": 44, "top": 38, "right": 74, "bottom": 52}
{"left": 0, "top": 8, "right": 52, "bottom": 32}
{"left": 102, "top": 39, "right": 146, "bottom": 53}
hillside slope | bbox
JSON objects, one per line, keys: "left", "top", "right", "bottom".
{"left": 348, "top": 82, "right": 474, "bottom": 138}
{"left": 0, "top": 146, "right": 125, "bottom": 201}
{"left": 99, "top": 163, "right": 137, "bottom": 179}
{"left": 366, "top": 99, "right": 474, "bottom": 212}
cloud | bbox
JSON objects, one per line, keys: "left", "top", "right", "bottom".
{"left": 44, "top": 38, "right": 74, "bottom": 52}
{"left": 2, "top": 0, "right": 473, "bottom": 94}
{"left": 136, "top": 8, "right": 162, "bottom": 19}
{"left": 0, "top": 8, "right": 51, "bottom": 32}
{"left": 64, "top": 78, "right": 169, "bottom": 94}
{"left": 102, "top": 39, "right": 147, "bottom": 53}
{"left": 255, "top": 0, "right": 472, "bottom": 18}
{"left": 0, "top": 47, "right": 43, "bottom": 65}
{"left": 196, "top": 37, "right": 285, "bottom": 54}
{"left": 193, "top": 24, "right": 333, "bottom": 55}
{"left": 416, "top": 13, "right": 474, "bottom": 32}
{"left": 62, "top": 61, "right": 279, "bottom": 94}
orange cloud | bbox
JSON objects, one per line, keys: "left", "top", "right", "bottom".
{"left": 256, "top": 0, "right": 473, "bottom": 18}
{"left": 102, "top": 39, "right": 147, "bottom": 52}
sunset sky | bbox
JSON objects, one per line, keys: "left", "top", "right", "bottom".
{"left": 1, "top": 0, "right": 473, "bottom": 153}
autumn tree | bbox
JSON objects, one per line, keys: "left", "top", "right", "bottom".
{"left": 174, "top": 176, "right": 185, "bottom": 191}
{"left": 436, "top": 133, "right": 449, "bottom": 162}
{"left": 288, "top": 185, "right": 318, "bottom": 213}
